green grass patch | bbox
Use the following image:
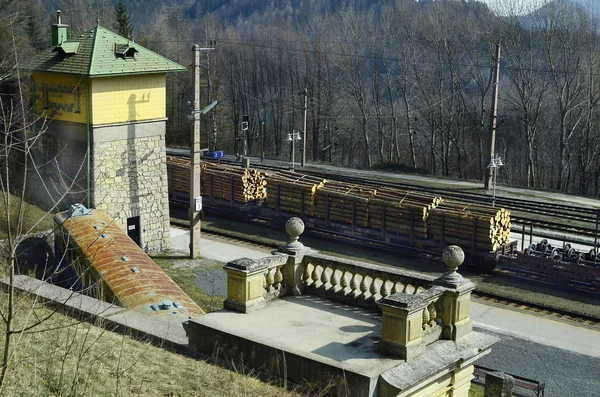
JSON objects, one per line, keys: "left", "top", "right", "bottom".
{"left": 0, "top": 192, "right": 53, "bottom": 239}
{"left": 469, "top": 383, "right": 485, "bottom": 397}
{"left": 153, "top": 255, "right": 226, "bottom": 313}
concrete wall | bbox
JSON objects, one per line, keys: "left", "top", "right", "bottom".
{"left": 90, "top": 74, "right": 166, "bottom": 124}
{"left": 91, "top": 120, "right": 171, "bottom": 253}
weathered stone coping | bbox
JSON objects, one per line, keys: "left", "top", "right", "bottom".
{"left": 0, "top": 275, "right": 188, "bottom": 351}
{"left": 378, "top": 331, "right": 498, "bottom": 396}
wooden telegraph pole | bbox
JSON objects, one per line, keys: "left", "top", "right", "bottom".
{"left": 486, "top": 43, "right": 501, "bottom": 191}
{"left": 190, "top": 44, "right": 215, "bottom": 258}
{"left": 190, "top": 45, "right": 202, "bottom": 258}
{"left": 302, "top": 88, "right": 307, "bottom": 167}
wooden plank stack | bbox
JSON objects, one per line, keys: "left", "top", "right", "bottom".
{"left": 367, "top": 188, "right": 443, "bottom": 238}
{"left": 428, "top": 201, "right": 511, "bottom": 252}
{"left": 166, "top": 157, "right": 267, "bottom": 203}
{"left": 264, "top": 171, "right": 327, "bottom": 215}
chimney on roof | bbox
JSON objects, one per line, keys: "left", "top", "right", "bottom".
{"left": 51, "top": 10, "right": 68, "bottom": 46}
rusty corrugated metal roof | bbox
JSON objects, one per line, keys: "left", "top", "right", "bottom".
{"left": 55, "top": 209, "right": 205, "bottom": 320}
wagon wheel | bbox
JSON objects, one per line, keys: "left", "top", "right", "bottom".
{"left": 525, "top": 244, "right": 535, "bottom": 255}
{"left": 565, "top": 247, "right": 574, "bottom": 262}
{"left": 589, "top": 248, "right": 597, "bottom": 261}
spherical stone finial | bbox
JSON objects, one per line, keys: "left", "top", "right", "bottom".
{"left": 283, "top": 217, "right": 305, "bottom": 252}
{"left": 285, "top": 217, "right": 305, "bottom": 243}
{"left": 442, "top": 245, "right": 464, "bottom": 282}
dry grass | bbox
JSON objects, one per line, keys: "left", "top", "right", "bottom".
{"left": 0, "top": 290, "right": 300, "bottom": 397}
{"left": 0, "top": 193, "right": 53, "bottom": 240}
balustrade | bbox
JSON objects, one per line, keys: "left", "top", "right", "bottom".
{"left": 263, "top": 262, "right": 285, "bottom": 299}
{"left": 300, "top": 253, "right": 434, "bottom": 311}
{"left": 223, "top": 218, "right": 476, "bottom": 364}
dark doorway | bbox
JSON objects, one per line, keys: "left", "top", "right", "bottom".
{"left": 127, "top": 216, "right": 141, "bottom": 247}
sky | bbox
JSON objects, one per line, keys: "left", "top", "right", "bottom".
{"left": 481, "top": 0, "right": 599, "bottom": 16}
{"left": 481, "top": 0, "right": 552, "bottom": 15}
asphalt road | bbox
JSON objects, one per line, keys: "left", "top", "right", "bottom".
{"left": 475, "top": 329, "right": 600, "bottom": 397}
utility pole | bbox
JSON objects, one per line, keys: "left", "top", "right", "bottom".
{"left": 261, "top": 121, "right": 265, "bottom": 162}
{"left": 486, "top": 43, "right": 501, "bottom": 191}
{"left": 302, "top": 88, "right": 307, "bottom": 167}
{"left": 190, "top": 43, "right": 215, "bottom": 259}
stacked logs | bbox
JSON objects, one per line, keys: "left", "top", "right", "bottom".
{"left": 367, "top": 188, "right": 443, "bottom": 238}
{"left": 167, "top": 156, "right": 190, "bottom": 194}
{"left": 264, "top": 171, "right": 327, "bottom": 216}
{"left": 314, "top": 181, "right": 378, "bottom": 226}
{"left": 202, "top": 163, "right": 267, "bottom": 202}
{"left": 428, "top": 201, "right": 511, "bottom": 252}
{"left": 166, "top": 157, "right": 267, "bottom": 203}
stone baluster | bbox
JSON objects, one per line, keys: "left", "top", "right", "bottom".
{"left": 368, "top": 277, "right": 379, "bottom": 301}
{"left": 391, "top": 282, "right": 402, "bottom": 294}
{"left": 350, "top": 272, "right": 359, "bottom": 297}
{"left": 265, "top": 268, "right": 275, "bottom": 293}
{"left": 359, "top": 275, "right": 369, "bottom": 300}
{"left": 303, "top": 263, "right": 312, "bottom": 285}
{"left": 320, "top": 266, "right": 330, "bottom": 289}
{"left": 274, "top": 265, "right": 283, "bottom": 289}
{"left": 422, "top": 306, "right": 431, "bottom": 330}
{"left": 427, "top": 301, "right": 437, "bottom": 327}
{"left": 311, "top": 264, "right": 320, "bottom": 286}
{"left": 330, "top": 269, "right": 340, "bottom": 292}
{"left": 380, "top": 280, "right": 390, "bottom": 299}
{"left": 339, "top": 271, "right": 348, "bottom": 294}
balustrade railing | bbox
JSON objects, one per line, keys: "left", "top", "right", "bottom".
{"left": 224, "top": 217, "right": 476, "bottom": 361}
{"left": 301, "top": 253, "right": 435, "bottom": 311}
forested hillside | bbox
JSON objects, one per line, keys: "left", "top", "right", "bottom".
{"left": 3, "top": 0, "right": 600, "bottom": 197}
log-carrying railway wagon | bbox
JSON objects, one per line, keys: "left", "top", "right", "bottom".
{"left": 167, "top": 158, "right": 517, "bottom": 268}
{"left": 53, "top": 204, "right": 205, "bottom": 320}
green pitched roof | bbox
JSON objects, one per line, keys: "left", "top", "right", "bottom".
{"left": 29, "top": 26, "right": 186, "bottom": 77}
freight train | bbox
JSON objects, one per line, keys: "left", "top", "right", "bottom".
{"left": 53, "top": 204, "right": 205, "bottom": 320}
{"left": 167, "top": 158, "right": 517, "bottom": 268}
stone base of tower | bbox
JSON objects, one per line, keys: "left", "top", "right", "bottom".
{"left": 91, "top": 119, "right": 171, "bottom": 253}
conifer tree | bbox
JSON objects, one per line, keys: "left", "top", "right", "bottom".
{"left": 115, "top": 0, "right": 133, "bottom": 39}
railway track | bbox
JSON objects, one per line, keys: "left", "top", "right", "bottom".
{"left": 172, "top": 218, "right": 600, "bottom": 329}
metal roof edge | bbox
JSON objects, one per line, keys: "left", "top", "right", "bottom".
{"left": 132, "top": 40, "right": 188, "bottom": 73}
{"left": 88, "top": 69, "right": 185, "bottom": 78}
{"left": 88, "top": 26, "right": 99, "bottom": 76}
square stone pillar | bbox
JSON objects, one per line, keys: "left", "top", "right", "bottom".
{"left": 223, "top": 258, "right": 268, "bottom": 313}
{"left": 377, "top": 293, "right": 429, "bottom": 360}
{"left": 484, "top": 372, "right": 515, "bottom": 397}
{"left": 435, "top": 245, "right": 476, "bottom": 341}
{"left": 435, "top": 278, "right": 475, "bottom": 341}
{"left": 451, "top": 364, "right": 475, "bottom": 397}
